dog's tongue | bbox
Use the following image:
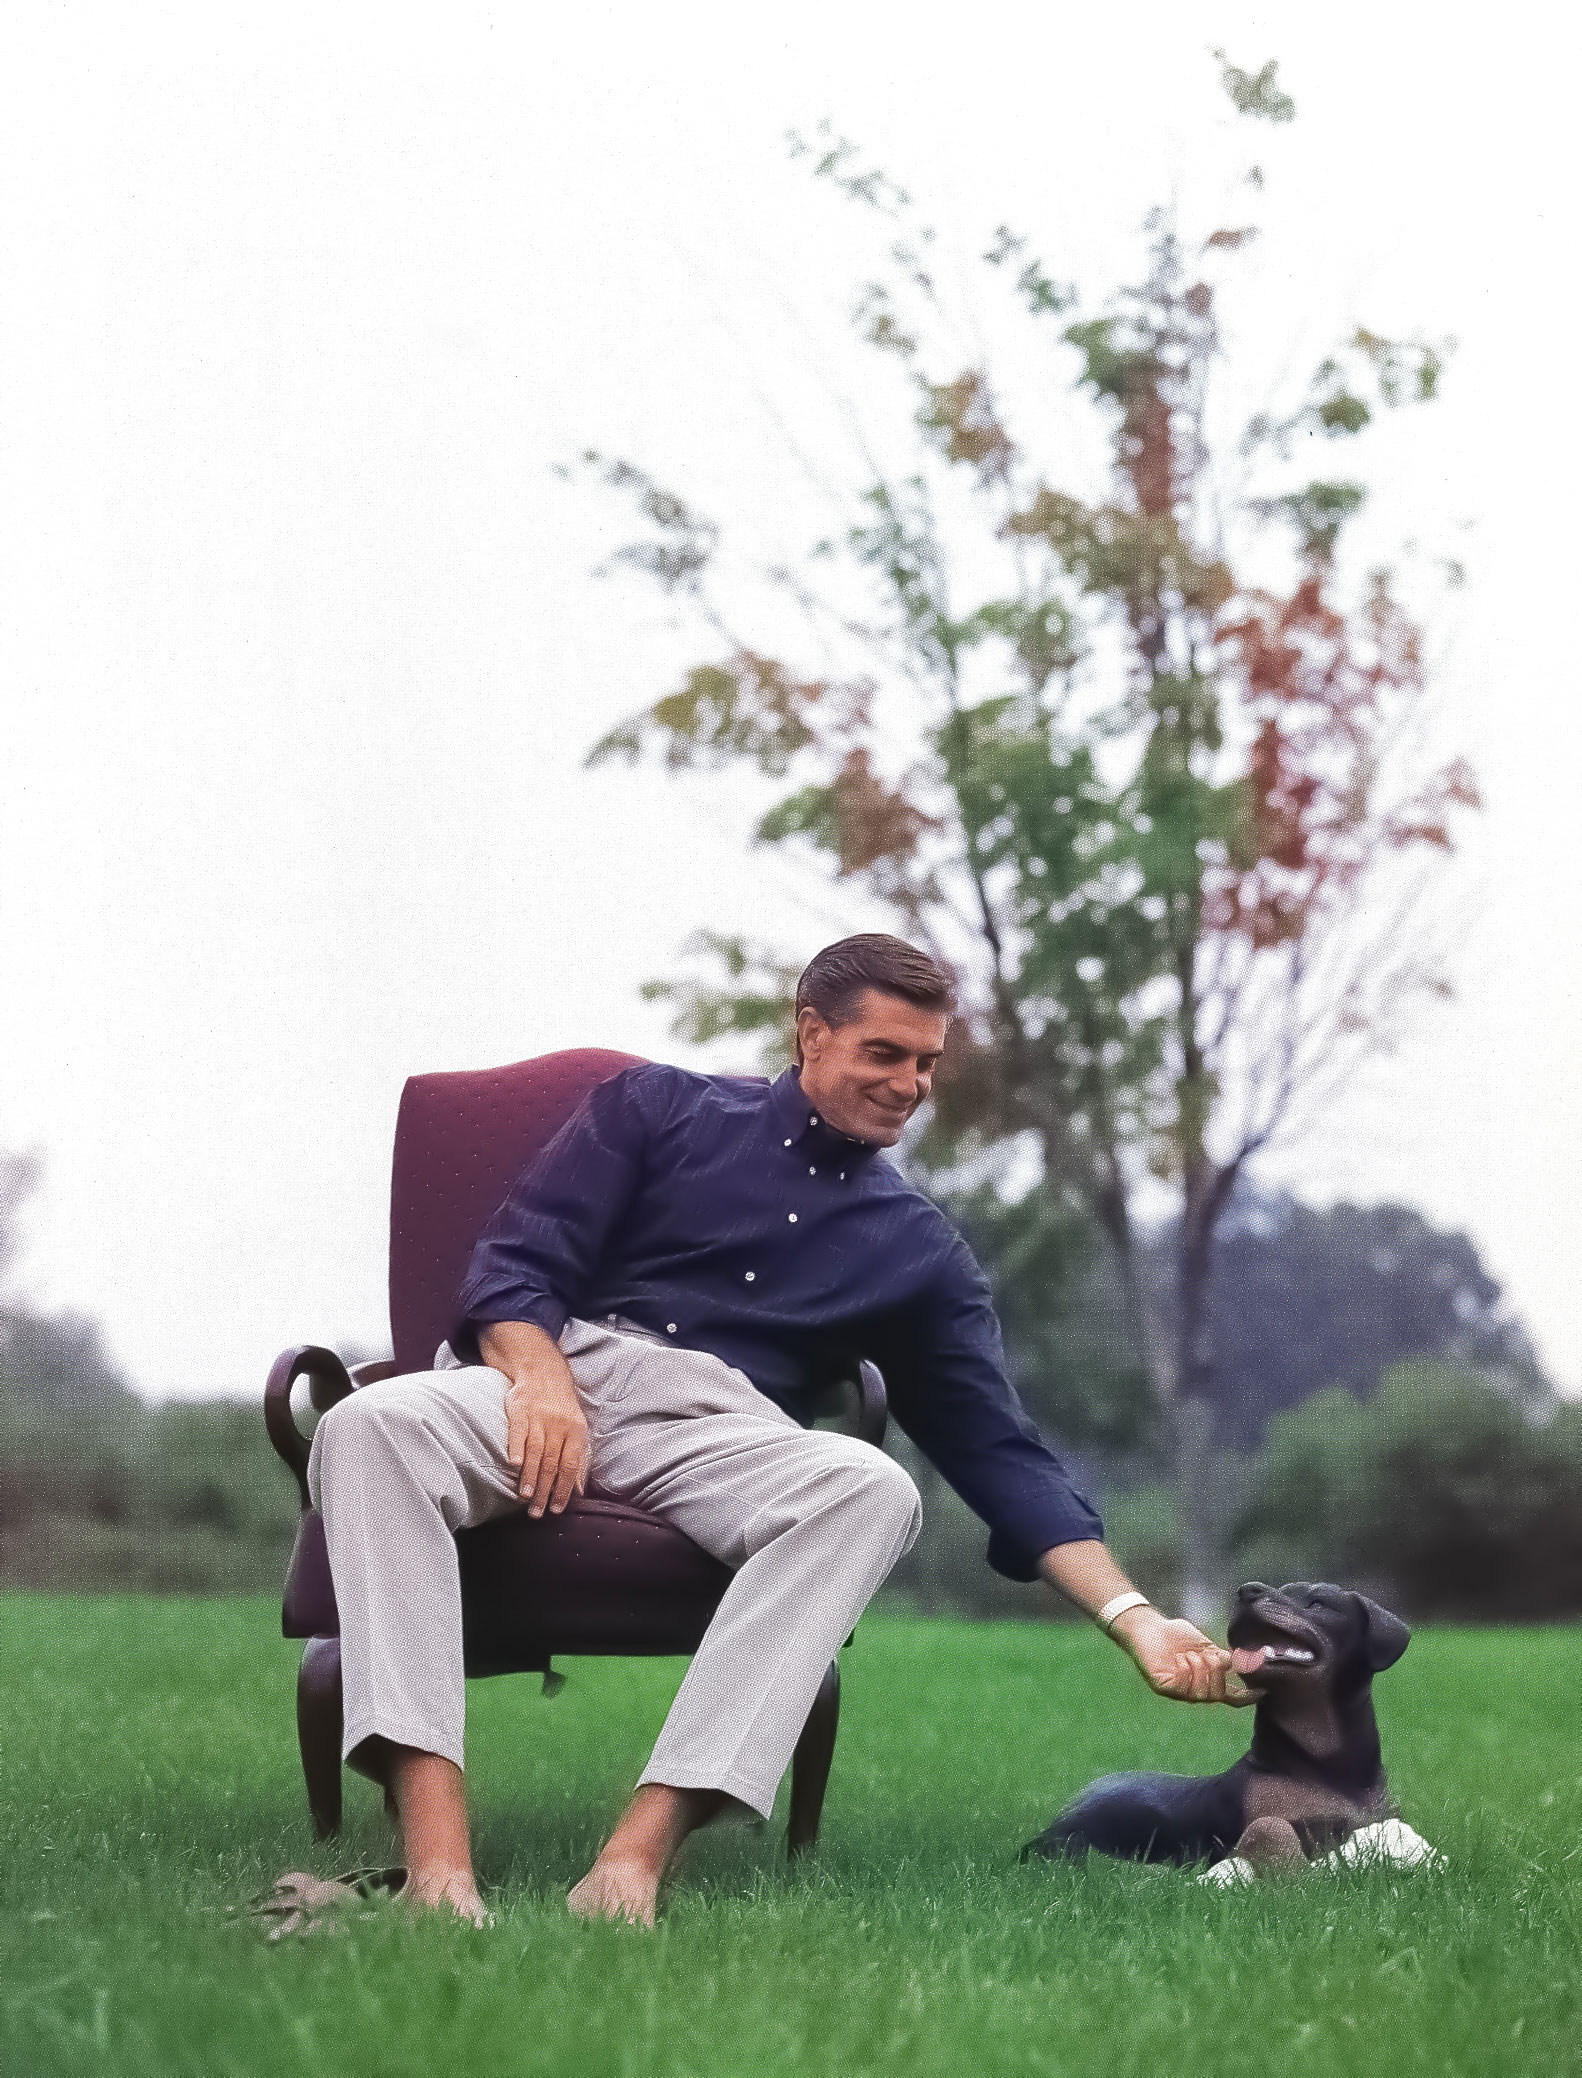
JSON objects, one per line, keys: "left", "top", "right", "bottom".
{"left": 1231, "top": 1647, "right": 1267, "bottom": 1675}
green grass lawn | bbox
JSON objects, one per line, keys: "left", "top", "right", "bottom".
{"left": 1, "top": 1594, "right": 1578, "bottom": 2076}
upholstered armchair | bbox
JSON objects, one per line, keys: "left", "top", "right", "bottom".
{"left": 264, "top": 1049, "right": 886, "bottom": 1854}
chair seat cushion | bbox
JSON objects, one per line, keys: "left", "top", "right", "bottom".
{"left": 282, "top": 1495, "right": 734, "bottom": 1672}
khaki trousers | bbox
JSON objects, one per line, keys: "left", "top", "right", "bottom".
{"left": 306, "top": 1317, "right": 922, "bottom": 1817}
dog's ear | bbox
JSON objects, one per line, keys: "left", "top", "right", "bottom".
{"left": 1355, "top": 1594, "right": 1410, "bottom": 1671}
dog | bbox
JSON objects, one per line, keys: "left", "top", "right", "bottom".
{"left": 1023, "top": 1581, "right": 1418, "bottom": 1876}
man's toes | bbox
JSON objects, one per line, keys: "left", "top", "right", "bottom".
{"left": 567, "top": 1861, "right": 658, "bottom": 1927}
{"left": 399, "top": 1872, "right": 491, "bottom": 1926}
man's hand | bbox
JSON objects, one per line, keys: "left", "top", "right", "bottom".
{"left": 477, "top": 1322, "right": 591, "bottom": 1518}
{"left": 1109, "top": 1605, "right": 1255, "bottom": 1706}
{"left": 1035, "top": 1541, "right": 1254, "bottom": 1706}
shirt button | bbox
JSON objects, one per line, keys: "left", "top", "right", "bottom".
{"left": 839, "top": 1172, "right": 846, "bottom": 1181}
{"left": 666, "top": 1323, "right": 677, "bottom": 1334}
{"left": 809, "top": 1115, "right": 819, "bottom": 1125}
{"left": 788, "top": 1213, "right": 798, "bottom": 1223}
{"left": 809, "top": 1165, "right": 817, "bottom": 1175}
{"left": 784, "top": 1138, "right": 793, "bottom": 1148}
{"left": 745, "top": 1271, "right": 756, "bottom": 1282}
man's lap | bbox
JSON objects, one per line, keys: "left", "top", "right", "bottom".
{"left": 317, "top": 1322, "right": 888, "bottom": 1556}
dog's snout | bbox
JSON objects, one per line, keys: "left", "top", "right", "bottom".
{"left": 1235, "top": 1582, "right": 1272, "bottom": 1606}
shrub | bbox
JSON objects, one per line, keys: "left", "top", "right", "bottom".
{"left": 1230, "top": 1359, "right": 1582, "bottom": 1619}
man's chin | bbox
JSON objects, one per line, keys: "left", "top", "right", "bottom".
{"left": 864, "top": 1110, "right": 910, "bottom": 1144}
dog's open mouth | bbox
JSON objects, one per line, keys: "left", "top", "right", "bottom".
{"left": 1231, "top": 1641, "right": 1317, "bottom": 1674}
{"left": 1227, "top": 1602, "right": 1326, "bottom": 1680}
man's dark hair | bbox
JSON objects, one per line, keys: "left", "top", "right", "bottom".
{"left": 793, "top": 934, "right": 957, "bottom": 1062}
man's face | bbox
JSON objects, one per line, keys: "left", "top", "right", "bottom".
{"left": 796, "top": 988, "right": 950, "bottom": 1147}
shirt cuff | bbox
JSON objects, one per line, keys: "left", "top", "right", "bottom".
{"left": 451, "top": 1294, "right": 569, "bottom": 1366}
{"left": 986, "top": 1496, "right": 1105, "bottom": 1582}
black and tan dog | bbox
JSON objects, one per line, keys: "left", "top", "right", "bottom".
{"left": 1024, "top": 1581, "right": 1414, "bottom": 1875}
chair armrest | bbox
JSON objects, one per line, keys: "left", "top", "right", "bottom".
{"left": 804, "top": 1361, "right": 889, "bottom": 1447}
{"left": 264, "top": 1345, "right": 356, "bottom": 1507}
{"left": 856, "top": 1360, "right": 888, "bottom": 1449}
{"left": 349, "top": 1358, "right": 399, "bottom": 1388}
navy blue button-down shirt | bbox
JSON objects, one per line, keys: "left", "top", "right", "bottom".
{"left": 453, "top": 1061, "right": 1102, "bottom": 1579}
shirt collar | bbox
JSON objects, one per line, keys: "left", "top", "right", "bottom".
{"left": 768, "top": 1067, "right": 884, "bottom": 1162}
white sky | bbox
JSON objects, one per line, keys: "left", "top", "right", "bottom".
{"left": 2, "top": 0, "right": 1579, "bottom": 1399}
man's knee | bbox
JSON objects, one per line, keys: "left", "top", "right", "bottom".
{"left": 831, "top": 1445, "right": 922, "bottom": 1553}
{"left": 307, "top": 1378, "right": 444, "bottom": 1510}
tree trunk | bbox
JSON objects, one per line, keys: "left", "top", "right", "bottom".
{"left": 1172, "top": 1395, "right": 1222, "bottom": 1629}
{"left": 1174, "top": 1171, "right": 1233, "bottom": 1628}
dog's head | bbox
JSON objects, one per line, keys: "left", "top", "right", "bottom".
{"left": 1229, "top": 1581, "right": 1410, "bottom": 1701}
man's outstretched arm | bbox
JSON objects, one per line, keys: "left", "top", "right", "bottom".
{"left": 1038, "top": 1540, "right": 1250, "bottom": 1705}
{"left": 477, "top": 1320, "right": 590, "bottom": 1519}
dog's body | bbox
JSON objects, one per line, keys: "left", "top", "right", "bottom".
{"left": 1025, "top": 1582, "right": 1412, "bottom": 1873}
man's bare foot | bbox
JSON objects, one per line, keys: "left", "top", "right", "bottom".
{"left": 567, "top": 1783, "right": 729, "bottom": 1927}
{"left": 380, "top": 1748, "right": 490, "bottom": 1924}
{"left": 399, "top": 1867, "right": 492, "bottom": 1927}
{"left": 567, "top": 1853, "right": 661, "bottom": 1927}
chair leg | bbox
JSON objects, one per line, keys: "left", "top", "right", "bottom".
{"left": 786, "top": 1657, "right": 840, "bottom": 1858}
{"left": 297, "top": 1635, "right": 344, "bottom": 1840}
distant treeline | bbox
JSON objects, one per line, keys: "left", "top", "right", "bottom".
{"left": 1, "top": 1181, "right": 1578, "bottom": 1619}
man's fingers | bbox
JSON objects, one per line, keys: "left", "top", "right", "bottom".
{"left": 530, "top": 1429, "right": 566, "bottom": 1516}
{"left": 1133, "top": 1618, "right": 1248, "bottom": 1706}
{"left": 526, "top": 1417, "right": 591, "bottom": 1515}
{"left": 517, "top": 1419, "right": 547, "bottom": 1501}
{"left": 505, "top": 1397, "right": 529, "bottom": 1472}
{"left": 1157, "top": 1648, "right": 1219, "bottom": 1702}
{"left": 501, "top": 1357, "right": 595, "bottom": 1511}
{"left": 547, "top": 1429, "right": 588, "bottom": 1515}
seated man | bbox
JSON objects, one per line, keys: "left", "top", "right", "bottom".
{"left": 309, "top": 933, "right": 1240, "bottom": 1926}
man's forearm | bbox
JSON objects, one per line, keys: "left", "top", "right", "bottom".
{"left": 1036, "top": 1539, "right": 1144, "bottom": 1624}
{"left": 1037, "top": 1539, "right": 1160, "bottom": 1663}
{"left": 477, "top": 1318, "right": 572, "bottom": 1388}
{"left": 1038, "top": 1539, "right": 1244, "bottom": 1704}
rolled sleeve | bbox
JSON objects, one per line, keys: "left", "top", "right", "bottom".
{"left": 451, "top": 1063, "right": 667, "bottom": 1358}
{"left": 877, "top": 1236, "right": 1104, "bottom": 1581}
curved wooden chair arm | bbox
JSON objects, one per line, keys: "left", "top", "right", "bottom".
{"left": 856, "top": 1360, "right": 888, "bottom": 1448}
{"left": 805, "top": 1361, "right": 888, "bottom": 1447}
{"left": 264, "top": 1345, "right": 356, "bottom": 1506}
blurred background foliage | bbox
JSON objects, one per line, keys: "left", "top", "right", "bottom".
{"left": 3, "top": 1143, "right": 1575, "bottom": 1621}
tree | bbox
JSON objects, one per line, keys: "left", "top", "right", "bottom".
{"left": 1146, "top": 1188, "right": 1554, "bottom": 1449}
{"left": 0, "top": 1149, "right": 135, "bottom": 1428}
{"left": 1230, "top": 1361, "right": 1582, "bottom": 1620}
{"left": 577, "top": 54, "right": 1478, "bottom": 1619}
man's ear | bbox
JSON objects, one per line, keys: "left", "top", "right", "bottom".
{"left": 1355, "top": 1594, "right": 1411, "bottom": 1671}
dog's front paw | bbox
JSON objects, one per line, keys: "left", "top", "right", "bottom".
{"left": 1196, "top": 1856, "right": 1257, "bottom": 1888}
{"left": 1323, "top": 1820, "right": 1443, "bottom": 1872}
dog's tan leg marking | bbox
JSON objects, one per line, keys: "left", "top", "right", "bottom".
{"left": 1244, "top": 1775, "right": 1376, "bottom": 1831}
{"left": 1233, "top": 1816, "right": 1305, "bottom": 1874}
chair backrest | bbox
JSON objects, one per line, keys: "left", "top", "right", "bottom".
{"left": 388, "top": 1048, "right": 644, "bottom": 1374}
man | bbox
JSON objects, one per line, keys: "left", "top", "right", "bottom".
{"left": 309, "top": 934, "right": 1242, "bottom": 1927}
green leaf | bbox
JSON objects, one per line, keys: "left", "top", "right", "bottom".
{"left": 1212, "top": 49, "right": 1296, "bottom": 123}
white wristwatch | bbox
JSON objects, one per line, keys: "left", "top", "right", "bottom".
{"left": 1096, "top": 1590, "right": 1152, "bottom": 1633}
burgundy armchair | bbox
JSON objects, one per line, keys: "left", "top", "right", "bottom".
{"left": 264, "top": 1048, "right": 887, "bottom": 1855}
